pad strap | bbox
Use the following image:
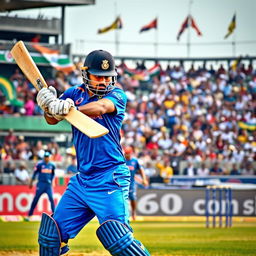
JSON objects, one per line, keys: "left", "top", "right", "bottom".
{"left": 38, "top": 213, "right": 61, "bottom": 256}
{"left": 96, "top": 220, "right": 150, "bottom": 256}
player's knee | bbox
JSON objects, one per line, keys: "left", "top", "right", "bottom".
{"left": 96, "top": 220, "right": 150, "bottom": 256}
{"left": 38, "top": 213, "right": 69, "bottom": 256}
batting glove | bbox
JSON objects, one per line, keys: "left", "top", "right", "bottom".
{"left": 36, "top": 86, "right": 57, "bottom": 113}
{"left": 48, "top": 98, "right": 74, "bottom": 120}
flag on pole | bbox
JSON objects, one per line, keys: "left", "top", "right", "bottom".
{"left": 139, "top": 18, "right": 157, "bottom": 33}
{"left": 224, "top": 14, "right": 236, "bottom": 39}
{"left": 123, "top": 63, "right": 161, "bottom": 81}
{"left": 176, "top": 15, "right": 202, "bottom": 40}
{"left": 98, "top": 16, "right": 123, "bottom": 34}
{"left": 190, "top": 17, "right": 202, "bottom": 36}
{"left": 177, "top": 16, "right": 189, "bottom": 40}
{"left": 33, "top": 44, "right": 75, "bottom": 74}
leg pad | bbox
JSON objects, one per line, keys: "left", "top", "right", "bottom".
{"left": 96, "top": 220, "right": 150, "bottom": 256}
{"left": 38, "top": 213, "right": 61, "bottom": 256}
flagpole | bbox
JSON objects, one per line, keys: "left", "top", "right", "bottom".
{"left": 155, "top": 16, "right": 158, "bottom": 57}
{"left": 115, "top": 27, "right": 120, "bottom": 56}
{"left": 187, "top": 0, "right": 193, "bottom": 57}
{"left": 232, "top": 33, "right": 236, "bottom": 57}
{"left": 232, "top": 13, "right": 236, "bottom": 57}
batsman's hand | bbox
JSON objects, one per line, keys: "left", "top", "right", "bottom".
{"left": 37, "top": 86, "right": 57, "bottom": 113}
{"left": 48, "top": 98, "right": 75, "bottom": 120}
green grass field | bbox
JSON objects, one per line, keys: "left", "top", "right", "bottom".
{"left": 0, "top": 221, "right": 256, "bottom": 256}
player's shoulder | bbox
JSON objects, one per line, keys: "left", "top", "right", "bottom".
{"left": 131, "top": 157, "right": 139, "bottom": 163}
{"left": 62, "top": 84, "right": 86, "bottom": 97}
{"left": 113, "top": 86, "right": 124, "bottom": 93}
{"left": 107, "top": 86, "right": 127, "bottom": 101}
{"left": 35, "top": 160, "right": 43, "bottom": 169}
{"left": 73, "top": 83, "right": 86, "bottom": 93}
{"left": 49, "top": 161, "right": 56, "bottom": 167}
{"left": 37, "top": 160, "right": 44, "bottom": 165}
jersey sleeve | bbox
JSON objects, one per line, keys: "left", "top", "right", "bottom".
{"left": 32, "top": 163, "right": 40, "bottom": 180}
{"left": 104, "top": 88, "right": 127, "bottom": 115}
{"left": 135, "top": 159, "right": 142, "bottom": 172}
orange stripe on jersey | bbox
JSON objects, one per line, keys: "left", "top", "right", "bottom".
{"left": 77, "top": 87, "right": 85, "bottom": 92}
{"left": 128, "top": 166, "right": 135, "bottom": 171}
{"left": 41, "top": 168, "right": 52, "bottom": 174}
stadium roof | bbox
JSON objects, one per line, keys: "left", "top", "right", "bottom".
{"left": 0, "top": 0, "right": 95, "bottom": 12}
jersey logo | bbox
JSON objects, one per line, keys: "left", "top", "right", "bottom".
{"left": 112, "top": 91, "right": 124, "bottom": 102}
{"left": 128, "top": 165, "right": 135, "bottom": 171}
{"left": 108, "top": 190, "right": 117, "bottom": 195}
{"left": 75, "top": 97, "right": 84, "bottom": 105}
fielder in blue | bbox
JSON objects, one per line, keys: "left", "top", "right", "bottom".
{"left": 124, "top": 146, "right": 148, "bottom": 221}
{"left": 36, "top": 50, "right": 150, "bottom": 256}
{"left": 27, "top": 151, "right": 55, "bottom": 219}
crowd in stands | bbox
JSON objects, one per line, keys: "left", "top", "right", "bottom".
{"left": 0, "top": 60, "right": 255, "bottom": 183}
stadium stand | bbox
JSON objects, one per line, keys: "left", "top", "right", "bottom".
{"left": 0, "top": 60, "right": 255, "bottom": 186}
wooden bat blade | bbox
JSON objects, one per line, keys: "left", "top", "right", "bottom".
{"left": 10, "top": 41, "right": 109, "bottom": 138}
{"left": 65, "top": 108, "right": 109, "bottom": 138}
{"left": 10, "top": 41, "right": 47, "bottom": 90}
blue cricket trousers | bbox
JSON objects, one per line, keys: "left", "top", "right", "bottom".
{"left": 29, "top": 182, "right": 55, "bottom": 216}
{"left": 53, "top": 164, "right": 131, "bottom": 242}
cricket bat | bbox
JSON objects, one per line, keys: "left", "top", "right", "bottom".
{"left": 10, "top": 41, "right": 109, "bottom": 138}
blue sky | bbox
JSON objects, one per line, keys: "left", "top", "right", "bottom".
{"left": 4, "top": 0, "right": 256, "bottom": 58}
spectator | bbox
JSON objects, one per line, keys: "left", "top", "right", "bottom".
{"left": 183, "top": 162, "right": 197, "bottom": 176}
{"left": 3, "top": 161, "right": 15, "bottom": 174}
{"left": 197, "top": 163, "right": 210, "bottom": 176}
{"left": 240, "top": 162, "right": 256, "bottom": 176}
{"left": 24, "top": 94, "right": 35, "bottom": 116}
{"left": 14, "top": 162, "right": 30, "bottom": 184}
{"left": 1, "top": 61, "right": 256, "bottom": 179}
{"left": 229, "top": 164, "right": 240, "bottom": 175}
{"left": 156, "top": 155, "right": 173, "bottom": 183}
{"left": 210, "top": 162, "right": 224, "bottom": 175}
{"left": 4, "top": 129, "right": 17, "bottom": 146}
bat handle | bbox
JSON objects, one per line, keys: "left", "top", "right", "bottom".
{"left": 36, "top": 78, "right": 46, "bottom": 90}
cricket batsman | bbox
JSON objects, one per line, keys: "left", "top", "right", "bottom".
{"left": 36, "top": 49, "right": 150, "bottom": 255}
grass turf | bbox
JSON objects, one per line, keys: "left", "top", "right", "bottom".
{"left": 0, "top": 221, "right": 256, "bottom": 256}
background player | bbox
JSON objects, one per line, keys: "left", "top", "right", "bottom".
{"left": 26, "top": 151, "right": 55, "bottom": 220}
{"left": 36, "top": 49, "right": 150, "bottom": 256}
{"left": 124, "top": 146, "right": 148, "bottom": 220}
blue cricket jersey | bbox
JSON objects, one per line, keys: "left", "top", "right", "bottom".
{"left": 32, "top": 161, "right": 55, "bottom": 184}
{"left": 126, "top": 158, "right": 141, "bottom": 190}
{"left": 60, "top": 84, "right": 127, "bottom": 175}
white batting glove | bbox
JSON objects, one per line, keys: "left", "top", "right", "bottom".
{"left": 48, "top": 98, "right": 74, "bottom": 120}
{"left": 36, "top": 86, "right": 57, "bottom": 113}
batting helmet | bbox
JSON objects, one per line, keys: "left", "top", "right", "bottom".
{"left": 81, "top": 50, "right": 117, "bottom": 96}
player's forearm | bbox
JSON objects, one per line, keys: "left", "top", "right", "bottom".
{"left": 139, "top": 169, "right": 148, "bottom": 185}
{"left": 78, "top": 100, "right": 115, "bottom": 116}
{"left": 29, "top": 179, "right": 34, "bottom": 188}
